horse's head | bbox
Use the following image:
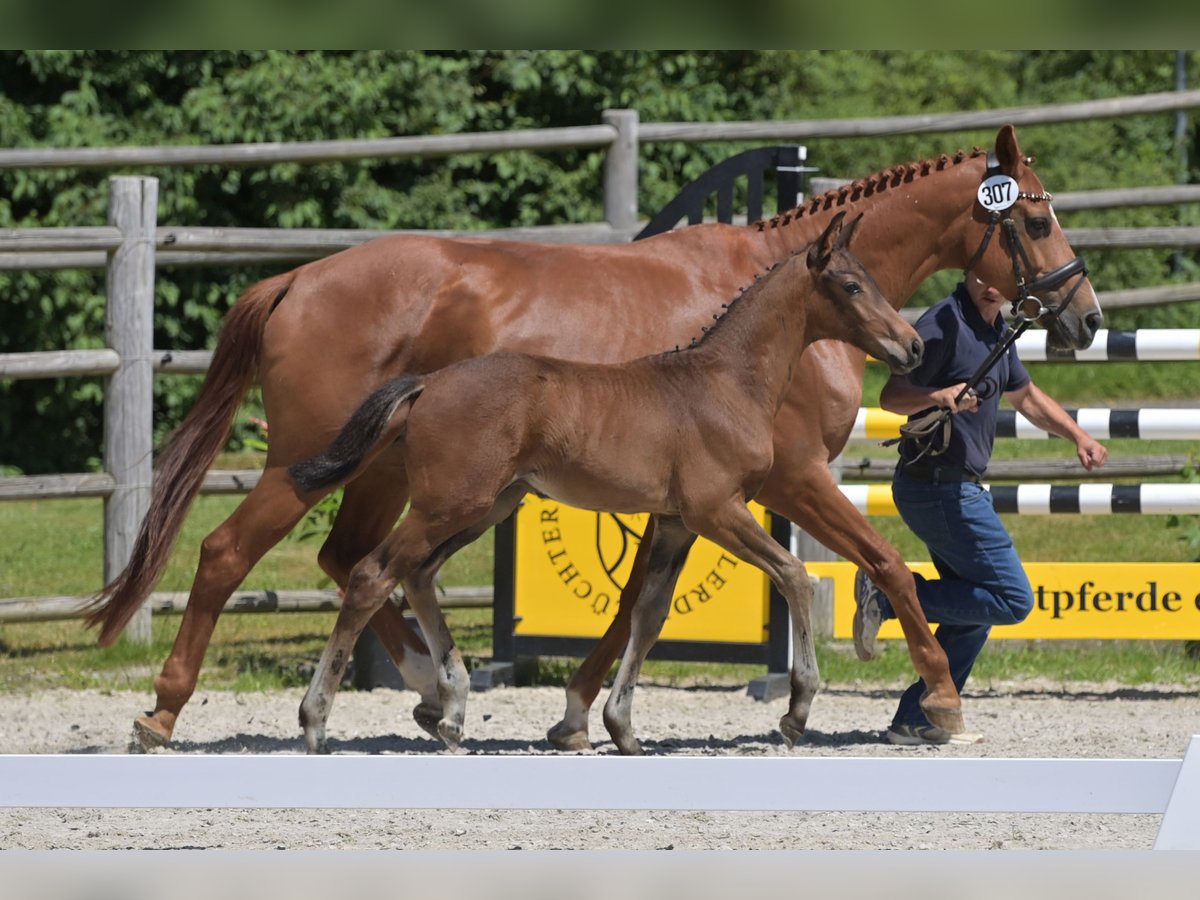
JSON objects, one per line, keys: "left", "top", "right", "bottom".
{"left": 963, "top": 125, "right": 1103, "bottom": 352}
{"left": 807, "top": 211, "right": 924, "bottom": 374}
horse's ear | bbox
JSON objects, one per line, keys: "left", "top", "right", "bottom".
{"left": 994, "top": 124, "right": 1024, "bottom": 176}
{"left": 833, "top": 212, "right": 864, "bottom": 252}
{"left": 808, "top": 210, "right": 847, "bottom": 270}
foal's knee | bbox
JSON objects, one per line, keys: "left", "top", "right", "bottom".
{"left": 344, "top": 555, "right": 393, "bottom": 613}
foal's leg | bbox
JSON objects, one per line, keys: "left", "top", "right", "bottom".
{"left": 547, "top": 516, "right": 657, "bottom": 752}
{"left": 601, "top": 516, "right": 696, "bottom": 756}
{"left": 684, "top": 500, "right": 819, "bottom": 748}
{"left": 399, "top": 487, "right": 526, "bottom": 751}
{"left": 317, "top": 465, "right": 441, "bottom": 737}
{"left": 300, "top": 508, "right": 449, "bottom": 754}
{"left": 133, "top": 466, "right": 316, "bottom": 750}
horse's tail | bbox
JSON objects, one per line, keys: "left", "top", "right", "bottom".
{"left": 84, "top": 272, "right": 292, "bottom": 646}
{"left": 288, "top": 376, "right": 425, "bottom": 494}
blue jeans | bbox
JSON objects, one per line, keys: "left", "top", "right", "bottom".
{"left": 886, "top": 469, "right": 1035, "bottom": 729}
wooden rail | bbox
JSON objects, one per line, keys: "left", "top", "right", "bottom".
{"left": 4, "top": 95, "right": 1200, "bottom": 639}
{"left": 3, "top": 90, "right": 1198, "bottom": 172}
{"left": 0, "top": 586, "right": 492, "bottom": 624}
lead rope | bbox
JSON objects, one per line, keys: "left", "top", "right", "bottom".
{"left": 880, "top": 314, "right": 1033, "bottom": 462}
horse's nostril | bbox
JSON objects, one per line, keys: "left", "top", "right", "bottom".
{"left": 910, "top": 337, "right": 924, "bottom": 360}
{"left": 1085, "top": 311, "right": 1103, "bottom": 335}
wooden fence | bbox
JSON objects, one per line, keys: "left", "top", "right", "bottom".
{"left": 3, "top": 91, "right": 1200, "bottom": 638}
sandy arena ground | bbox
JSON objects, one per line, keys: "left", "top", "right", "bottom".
{"left": 1, "top": 677, "right": 1196, "bottom": 852}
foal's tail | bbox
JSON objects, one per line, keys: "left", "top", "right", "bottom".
{"left": 289, "top": 376, "right": 425, "bottom": 494}
{"left": 84, "top": 273, "right": 292, "bottom": 646}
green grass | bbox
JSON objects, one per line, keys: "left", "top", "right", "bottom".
{"left": 2, "top": 609, "right": 1196, "bottom": 695}
{"left": 3, "top": 407, "right": 1199, "bottom": 694}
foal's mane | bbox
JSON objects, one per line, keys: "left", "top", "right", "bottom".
{"left": 754, "top": 147, "right": 989, "bottom": 231}
{"left": 667, "top": 251, "right": 804, "bottom": 355}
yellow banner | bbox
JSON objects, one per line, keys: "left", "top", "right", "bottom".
{"left": 513, "top": 497, "right": 771, "bottom": 643}
{"left": 813, "top": 560, "right": 1200, "bottom": 640}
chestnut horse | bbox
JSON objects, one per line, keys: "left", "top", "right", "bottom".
{"left": 289, "top": 212, "right": 923, "bottom": 754}
{"left": 87, "top": 124, "right": 1101, "bottom": 751}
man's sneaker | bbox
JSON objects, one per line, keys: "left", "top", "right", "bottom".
{"left": 886, "top": 723, "right": 984, "bottom": 746}
{"left": 852, "top": 569, "right": 886, "bottom": 661}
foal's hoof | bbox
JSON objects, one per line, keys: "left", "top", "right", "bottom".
{"left": 130, "top": 715, "right": 171, "bottom": 753}
{"left": 614, "top": 738, "right": 644, "bottom": 757}
{"left": 301, "top": 727, "right": 329, "bottom": 755}
{"left": 921, "top": 703, "right": 965, "bottom": 735}
{"left": 547, "top": 721, "right": 593, "bottom": 753}
{"left": 437, "top": 719, "right": 464, "bottom": 752}
{"left": 778, "top": 714, "right": 808, "bottom": 750}
{"left": 412, "top": 702, "right": 443, "bottom": 739}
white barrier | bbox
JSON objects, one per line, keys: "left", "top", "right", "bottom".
{"left": 1, "top": 737, "right": 1197, "bottom": 849}
{"left": 1016, "top": 328, "right": 1200, "bottom": 362}
{"left": 852, "top": 406, "right": 1200, "bottom": 441}
{"left": 838, "top": 482, "right": 1200, "bottom": 516}
{"left": 866, "top": 328, "right": 1200, "bottom": 364}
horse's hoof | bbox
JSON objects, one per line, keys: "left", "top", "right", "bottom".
{"left": 412, "top": 702, "right": 443, "bottom": 739}
{"left": 921, "top": 703, "right": 965, "bottom": 734}
{"left": 615, "top": 739, "right": 644, "bottom": 757}
{"left": 547, "top": 721, "right": 593, "bottom": 752}
{"left": 130, "top": 715, "right": 171, "bottom": 753}
{"left": 779, "top": 714, "right": 807, "bottom": 749}
{"left": 437, "top": 719, "right": 463, "bottom": 752}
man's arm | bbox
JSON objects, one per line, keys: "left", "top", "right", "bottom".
{"left": 880, "top": 374, "right": 980, "bottom": 415}
{"left": 1007, "top": 382, "right": 1108, "bottom": 471}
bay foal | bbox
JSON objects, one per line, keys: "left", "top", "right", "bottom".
{"left": 290, "top": 212, "right": 923, "bottom": 754}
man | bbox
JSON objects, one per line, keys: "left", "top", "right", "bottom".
{"left": 854, "top": 272, "right": 1108, "bottom": 746}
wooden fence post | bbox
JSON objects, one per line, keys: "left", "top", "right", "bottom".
{"left": 104, "top": 176, "right": 158, "bottom": 643}
{"left": 602, "top": 109, "right": 639, "bottom": 234}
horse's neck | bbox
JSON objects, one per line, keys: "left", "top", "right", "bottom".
{"left": 693, "top": 258, "right": 809, "bottom": 407}
{"left": 751, "top": 160, "right": 979, "bottom": 306}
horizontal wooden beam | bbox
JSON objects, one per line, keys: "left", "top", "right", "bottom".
{"left": 639, "top": 90, "right": 1200, "bottom": 142}
{"left": 0, "top": 349, "right": 215, "bottom": 380}
{"left": 1065, "top": 226, "right": 1200, "bottom": 249}
{"left": 0, "top": 124, "right": 617, "bottom": 170}
{"left": 840, "top": 454, "right": 1192, "bottom": 482}
{"left": 0, "top": 586, "right": 493, "bottom": 623}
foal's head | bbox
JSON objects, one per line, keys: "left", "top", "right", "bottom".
{"left": 806, "top": 212, "right": 924, "bottom": 374}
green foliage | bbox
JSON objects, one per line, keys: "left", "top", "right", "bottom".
{"left": 2, "top": 51, "right": 1196, "bottom": 474}
{"left": 1166, "top": 457, "right": 1200, "bottom": 562}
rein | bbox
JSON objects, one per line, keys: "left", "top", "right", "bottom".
{"left": 887, "top": 156, "right": 1089, "bottom": 462}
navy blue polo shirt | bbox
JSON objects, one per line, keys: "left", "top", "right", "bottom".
{"left": 897, "top": 283, "right": 1030, "bottom": 477}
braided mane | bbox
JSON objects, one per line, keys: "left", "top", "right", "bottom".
{"left": 755, "top": 147, "right": 990, "bottom": 231}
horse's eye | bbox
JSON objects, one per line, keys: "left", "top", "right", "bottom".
{"left": 843, "top": 281, "right": 862, "bottom": 295}
{"left": 1027, "top": 217, "right": 1051, "bottom": 239}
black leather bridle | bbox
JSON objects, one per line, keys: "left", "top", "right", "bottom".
{"left": 887, "top": 156, "right": 1090, "bottom": 462}
{"left": 963, "top": 152, "right": 1090, "bottom": 327}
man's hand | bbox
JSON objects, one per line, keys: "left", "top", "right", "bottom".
{"left": 934, "top": 383, "right": 980, "bottom": 414}
{"left": 1077, "top": 435, "right": 1108, "bottom": 471}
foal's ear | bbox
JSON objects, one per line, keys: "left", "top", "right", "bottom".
{"left": 833, "top": 212, "right": 864, "bottom": 251}
{"left": 808, "top": 210, "right": 847, "bottom": 270}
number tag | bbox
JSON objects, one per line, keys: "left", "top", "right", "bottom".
{"left": 978, "top": 174, "right": 1018, "bottom": 212}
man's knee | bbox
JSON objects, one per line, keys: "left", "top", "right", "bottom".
{"left": 1002, "top": 582, "right": 1035, "bottom": 625}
